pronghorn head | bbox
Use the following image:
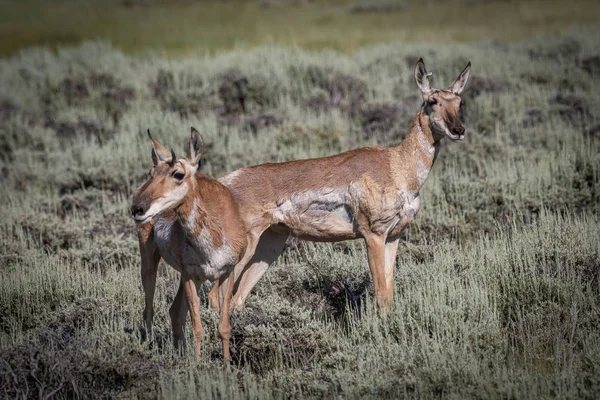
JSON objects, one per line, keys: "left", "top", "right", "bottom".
{"left": 414, "top": 58, "right": 471, "bottom": 142}
{"left": 131, "top": 127, "right": 205, "bottom": 224}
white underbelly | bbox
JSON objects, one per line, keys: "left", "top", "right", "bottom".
{"left": 273, "top": 191, "right": 358, "bottom": 239}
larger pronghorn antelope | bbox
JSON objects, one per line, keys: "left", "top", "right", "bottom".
{"left": 131, "top": 128, "right": 246, "bottom": 361}
{"left": 212, "top": 58, "right": 471, "bottom": 313}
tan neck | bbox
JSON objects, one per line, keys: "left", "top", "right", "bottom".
{"left": 175, "top": 180, "right": 205, "bottom": 236}
{"left": 174, "top": 178, "right": 226, "bottom": 249}
{"left": 390, "top": 108, "right": 440, "bottom": 192}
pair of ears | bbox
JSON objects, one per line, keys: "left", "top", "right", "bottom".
{"left": 148, "top": 127, "right": 204, "bottom": 167}
{"left": 414, "top": 58, "right": 471, "bottom": 97}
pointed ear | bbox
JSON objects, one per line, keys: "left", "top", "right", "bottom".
{"left": 188, "top": 127, "right": 204, "bottom": 167}
{"left": 147, "top": 129, "right": 173, "bottom": 165}
{"left": 414, "top": 58, "right": 433, "bottom": 96}
{"left": 448, "top": 62, "right": 471, "bottom": 95}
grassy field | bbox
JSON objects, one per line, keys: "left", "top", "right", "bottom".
{"left": 1, "top": 1, "right": 600, "bottom": 398}
{"left": 1, "top": 0, "right": 600, "bottom": 56}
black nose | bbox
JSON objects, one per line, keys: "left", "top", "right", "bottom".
{"left": 452, "top": 126, "right": 465, "bottom": 135}
{"left": 131, "top": 205, "right": 145, "bottom": 217}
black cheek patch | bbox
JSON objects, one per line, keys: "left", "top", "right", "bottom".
{"left": 444, "top": 109, "right": 461, "bottom": 127}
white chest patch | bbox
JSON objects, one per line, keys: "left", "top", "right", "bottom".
{"left": 153, "top": 213, "right": 237, "bottom": 281}
{"left": 154, "top": 218, "right": 173, "bottom": 251}
{"left": 153, "top": 217, "right": 181, "bottom": 269}
{"left": 416, "top": 159, "right": 430, "bottom": 187}
{"left": 402, "top": 192, "right": 421, "bottom": 219}
{"left": 183, "top": 227, "right": 237, "bottom": 281}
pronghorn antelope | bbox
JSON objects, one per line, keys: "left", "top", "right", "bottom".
{"left": 211, "top": 58, "right": 471, "bottom": 313}
{"left": 131, "top": 128, "right": 246, "bottom": 361}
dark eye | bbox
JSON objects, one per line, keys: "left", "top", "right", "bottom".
{"left": 173, "top": 172, "right": 185, "bottom": 180}
{"left": 428, "top": 98, "right": 438, "bottom": 105}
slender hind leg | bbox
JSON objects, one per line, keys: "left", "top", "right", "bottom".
{"left": 139, "top": 243, "right": 160, "bottom": 337}
{"left": 231, "top": 228, "right": 287, "bottom": 309}
{"left": 169, "top": 276, "right": 188, "bottom": 351}
{"left": 217, "top": 273, "right": 235, "bottom": 365}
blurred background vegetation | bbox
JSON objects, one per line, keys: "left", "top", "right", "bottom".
{"left": 0, "top": 0, "right": 599, "bottom": 398}
{"left": 1, "top": 0, "right": 599, "bottom": 56}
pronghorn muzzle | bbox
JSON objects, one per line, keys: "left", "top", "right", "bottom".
{"left": 444, "top": 111, "right": 466, "bottom": 141}
{"left": 130, "top": 204, "right": 147, "bottom": 219}
{"left": 450, "top": 125, "right": 465, "bottom": 140}
{"left": 452, "top": 125, "right": 465, "bottom": 136}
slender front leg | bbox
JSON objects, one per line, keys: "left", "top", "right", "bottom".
{"left": 183, "top": 276, "right": 203, "bottom": 360}
{"left": 364, "top": 234, "right": 391, "bottom": 313}
{"left": 169, "top": 276, "right": 188, "bottom": 351}
{"left": 139, "top": 241, "right": 160, "bottom": 336}
{"left": 231, "top": 228, "right": 287, "bottom": 310}
{"left": 218, "top": 272, "right": 235, "bottom": 365}
{"left": 383, "top": 236, "right": 400, "bottom": 308}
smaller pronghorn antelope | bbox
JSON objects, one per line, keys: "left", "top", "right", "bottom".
{"left": 211, "top": 58, "right": 471, "bottom": 314}
{"left": 131, "top": 128, "right": 246, "bottom": 361}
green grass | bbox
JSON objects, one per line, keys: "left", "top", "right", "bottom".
{"left": 1, "top": 0, "right": 599, "bottom": 56}
{"left": 0, "top": 23, "right": 599, "bottom": 399}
